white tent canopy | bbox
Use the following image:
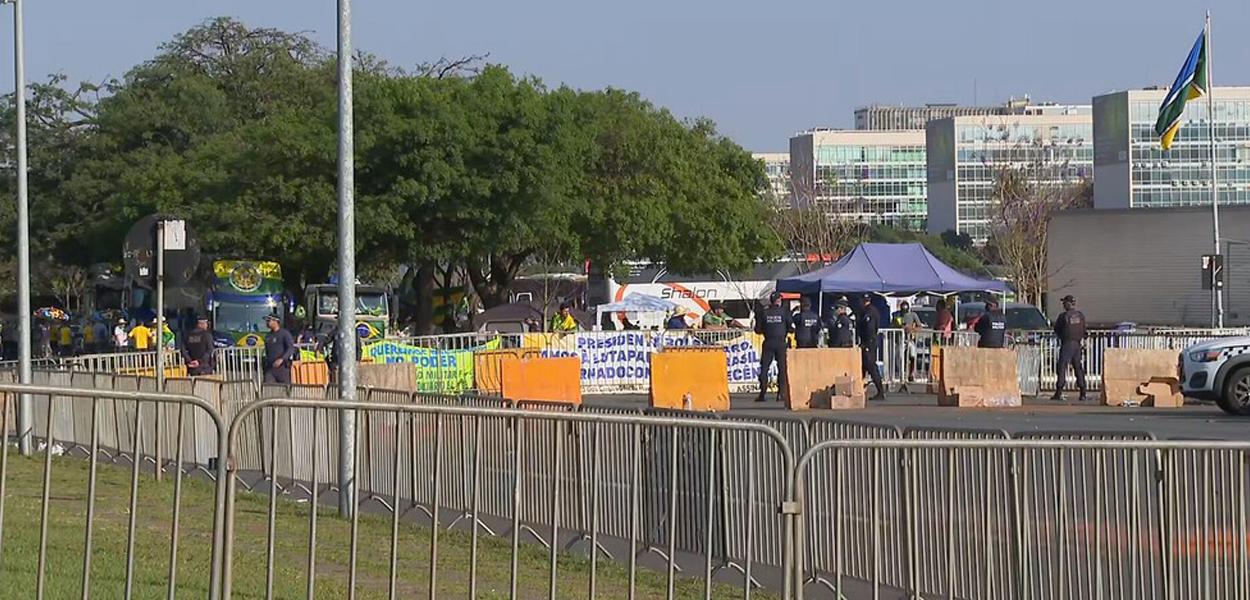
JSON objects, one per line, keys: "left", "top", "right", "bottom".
{"left": 595, "top": 293, "right": 678, "bottom": 329}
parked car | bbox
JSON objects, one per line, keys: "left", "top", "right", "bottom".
{"left": 1180, "top": 336, "right": 1250, "bottom": 416}
{"left": 957, "top": 302, "right": 1051, "bottom": 332}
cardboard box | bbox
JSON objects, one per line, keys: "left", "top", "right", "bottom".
{"left": 1102, "top": 349, "right": 1183, "bottom": 407}
{"left": 784, "top": 348, "right": 862, "bottom": 410}
{"left": 938, "top": 347, "right": 1021, "bottom": 407}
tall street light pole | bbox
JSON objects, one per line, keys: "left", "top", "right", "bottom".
{"left": 3, "top": 0, "right": 33, "bottom": 456}
{"left": 335, "top": 0, "right": 358, "bottom": 519}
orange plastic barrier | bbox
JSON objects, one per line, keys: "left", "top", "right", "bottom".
{"left": 649, "top": 348, "right": 729, "bottom": 411}
{"left": 500, "top": 356, "right": 582, "bottom": 405}
{"left": 291, "top": 361, "right": 331, "bottom": 386}
{"left": 475, "top": 348, "right": 543, "bottom": 395}
{"left": 937, "top": 347, "right": 1021, "bottom": 407}
{"left": 1102, "top": 349, "right": 1184, "bottom": 407}
{"left": 784, "top": 348, "right": 864, "bottom": 410}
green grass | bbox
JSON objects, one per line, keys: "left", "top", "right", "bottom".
{"left": 0, "top": 453, "right": 774, "bottom": 599}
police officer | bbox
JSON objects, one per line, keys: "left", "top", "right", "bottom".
{"left": 857, "top": 295, "right": 886, "bottom": 400}
{"left": 1052, "top": 294, "right": 1088, "bottom": 401}
{"left": 792, "top": 297, "right": 821, "bottom": 349}
{"left": 754, "top": 292, "right": 791, "bottom": 403}
{"left": 827, "top": 298, "right": 854, "bottom": 348}
{"left": 263, "top": 314, "right": 296, "bottom": 384}
{"left": 182, "top": 315, "right": 217, "bottom": 376}
{"left": 975, "top": 297, "right": 1008, "bottom": 349}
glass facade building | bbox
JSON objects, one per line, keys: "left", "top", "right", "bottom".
{"left": 752, "top": 152, "right": 791, "bottom": 205}
{"left": 789, "top": 130, "right": 927, "bottom": 230}
{"left": 927, "top": 114, "right": 1093, "bottom": 243}
{"left": 1093, "top": 87, "right": 1250, "bottom": 210}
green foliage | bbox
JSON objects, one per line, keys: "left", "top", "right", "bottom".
{"left": 0, "top": 17, "right": 778, "bottom": 319}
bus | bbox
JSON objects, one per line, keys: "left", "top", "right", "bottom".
{"left": 588, "top": 261, "right": 806, "bottom": 329}
{"left": 304, "top": 283, "right": 392, "bottom": 342}
{"left": 207, "top": 259, "right": 288, "bottom": 347}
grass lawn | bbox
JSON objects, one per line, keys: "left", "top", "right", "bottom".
{"left": 0, "top": 453, "right": 775, "bottom": 599}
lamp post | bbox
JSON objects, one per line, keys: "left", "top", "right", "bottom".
{"left": 335, "top": 0, "right": 358, "bottom": 519}
{"left": 2, "top": 0, "right": 33, "bottom": 456}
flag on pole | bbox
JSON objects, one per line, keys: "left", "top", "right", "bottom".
{"left": 1155, "top": 29, "right": 1208, "bottom": 150}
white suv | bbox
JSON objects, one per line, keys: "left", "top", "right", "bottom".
{"left": 1181, "top": 336, "right": 1250, "bottom": 415}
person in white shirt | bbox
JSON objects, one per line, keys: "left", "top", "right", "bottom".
{"left": 113, "top": 319, "right": 129, "bottom": 351}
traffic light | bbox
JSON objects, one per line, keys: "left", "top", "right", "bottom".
{"left": 1202, "top": 254, "right": 1224, "bottom": 290}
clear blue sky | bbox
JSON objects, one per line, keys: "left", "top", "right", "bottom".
{"left": 1, "top": 0, "right": 1247, "bottom": 151}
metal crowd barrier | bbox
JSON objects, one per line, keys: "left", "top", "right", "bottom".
{"left": 0, "top": 381, "right": 229, "bottom": 600}
{"left": 220, "top": 398, "right": 798, "bottom": 600}
{"left": 791, "top": 438, "right": 1250, "bottom": 600}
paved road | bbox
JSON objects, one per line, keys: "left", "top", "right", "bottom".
{"left": 585, "top": 393, "right": 1250, "bottom": 441}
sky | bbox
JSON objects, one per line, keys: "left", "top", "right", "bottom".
{"left": 0, "top": 0, "right": 1248, "bottom": 151}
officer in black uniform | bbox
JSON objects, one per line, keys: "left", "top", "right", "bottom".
{"left": 828, "top": 297, "right": 854, "bottom": 348}
{"left": 754, "top": 292, "right": 791, "bottom": 403}
{"left": 263, "top": 314, "right": 296, "bottom": 384}
{"left": 856, "top": 295, "right": 886, "bottom": 400}
{"left": 974, "top": 297, "right": 1008, "bottom": 349}
{"left": 1052, "top": 294, "right": 1088, "bottom": 401}
{"left": 182, "top": 315, "right": 217, "bottom": 376}
{"left": 792, "top": 297, "right": 821, "bottom": 349}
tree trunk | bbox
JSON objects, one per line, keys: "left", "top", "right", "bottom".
{"left": 413, "top": 261, "right": 436, "bottom": 336}
{"left": 467, "top": 253, "right": 526, "bottom": 309}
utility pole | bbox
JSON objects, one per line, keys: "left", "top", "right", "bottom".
{"left": 5, "top": 0, "right": 33, "bottom": 456}
{"left": 335, "top": 0, "right": 358, "bottom": 519}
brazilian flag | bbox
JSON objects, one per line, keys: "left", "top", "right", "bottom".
{"left": 1155, "top": 29, "right": 1208, "bottom": 151}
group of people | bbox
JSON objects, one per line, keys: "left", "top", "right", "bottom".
{"left": 751, "top": 292, "right": 1091, "bottom": 404}
{"left": 37, "top": 317, "right": 180, "bottom": 357}
{"left": 754, "top": 292, "right": 889, "bottom": 403}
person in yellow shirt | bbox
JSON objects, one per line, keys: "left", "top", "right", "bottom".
{"left": 129, "top": 321, "right": 153, "bottom": 351}
{"left": 82, "top": 321, "right": 95, "bottom": 352}
{"left": 57, "top": 324, "right": 73, "bottom": 356}
{"left": 549, "top": 304, "right": 578, "bottom": 333}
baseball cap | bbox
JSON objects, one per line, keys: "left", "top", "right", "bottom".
{"left": 1060, "top": 295, "right": 1076, "bottom": 303}
{"left": 264, "top": 314, "right": 281, "bottom": 323}
{"left": 768, "top": 292, "right": 782, "bottom": 303}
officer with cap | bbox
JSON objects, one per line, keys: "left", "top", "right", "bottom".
{"left": 1052, "top": 294, "right": 1088, "bottom": 401}
{"left": 827, "top": 297, "right": 854, "bottom": 348}
{"left": 856, "top": 294, "right": 886, "bottom": 400}
{"left": 263, "top": 314, "right": 296, "bottom": 384}
{"left": 754, "top": 292, "right": 792, "bottom": 402}
{"left": 792, "top": 297, "right": 821, "bottom": 349}
{"left": 182, "top": 314, "right": 217, "bottom": 376}
{"left": 975, "top": 297, "right": 1008, "bottom": 349}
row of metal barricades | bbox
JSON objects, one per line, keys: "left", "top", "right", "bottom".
{"left": 1, "top": 371, "right": 1247, "bottom": 599}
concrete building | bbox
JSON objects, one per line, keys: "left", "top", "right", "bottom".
{"left": 1048, "top": 206, "right": 1250, "bottom": 327}
{"left": 855, "top": 97, "right": 1090, "bottom": 131}
{"left": 927, "top": 113, "right": 1093, "bottom": 243}
{"left": 753, "top": 152, "right": 791, "bottom": 205}
{"left": 1093, "top": 86, "right": 1250, "bottom": 210}
{"left": 789, "top": 129, "right": 927, "bottom": 230}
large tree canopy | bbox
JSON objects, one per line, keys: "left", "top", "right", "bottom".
{"left": 0, "top": 17, "right": 780, "bottom": 328}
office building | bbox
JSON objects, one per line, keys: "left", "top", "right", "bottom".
{"left": 927, "top": 113, "right": 1093, "bottom": 243}
{"left": 855, "top": 97, "right": 1090, "bottom": 131}
{"left": 753, "top": 152, "right": 791, "bottom": 205}
{"left": 1093, "top": 87, "right": 1250, "bottom": 210}
{"left": 789, "top": 129, "right": 927, "bottom": 230}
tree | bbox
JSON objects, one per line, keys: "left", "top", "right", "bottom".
{"left": 986, "top": 140, "right": 1090, "bottom": 307}
{"left": 940, "top": 229, "right": 974, "bottom": 252}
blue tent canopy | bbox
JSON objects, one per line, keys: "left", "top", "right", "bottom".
{"left": 775, "top": 243, "right": 1010, "bottom": 295}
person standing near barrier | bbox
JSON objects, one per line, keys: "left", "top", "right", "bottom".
{"left": 975, "top": 297, "right": 1008, "bottom": 348}
{"left": 183, "top": 315, "right": 216, "bottom": 376}
{"left": 665, "top": 306, "right": 689, "bottom": 330}
{"left": 791, "top": 298, "right": 821, "bottom": 348}
{"left": 113, "top": 318, "right": 129, "bottom": 351}
{"left": 1051, "top": 294, "right": 1088, "bottom": 402}
{"left": 892, "top": 300, "right": 923, "bottom": 380}
{"left": 263, "top": 314, "right": 296, "bottom": 384}
{"left": 129, "top": 319, "right": 153, "bottom": 351}
{"left": 857, "top": 295, "right": 886, "bottom": 401}
{"left": 754, "top": 292, "right": 791, "bottom": 403}
{"left": 550, "top": 304, "right": 579, "bottom": 333}
{"left": 827, "top": 298, "right": 855, "bottom": 348}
